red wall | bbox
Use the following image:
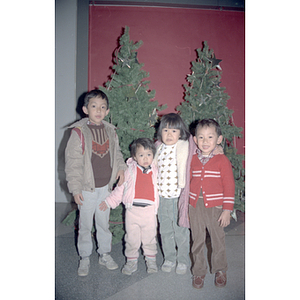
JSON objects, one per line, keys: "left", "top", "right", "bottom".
{"left": 88, "top": 6, "right": 245, "bottom": 154}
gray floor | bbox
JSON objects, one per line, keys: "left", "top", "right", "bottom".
{"left": 55, "top": 203, "right": 245, "bottom": 300}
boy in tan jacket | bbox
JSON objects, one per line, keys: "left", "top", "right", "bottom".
{"left": 65, "top": 89, "right": 127, "bottom": 276}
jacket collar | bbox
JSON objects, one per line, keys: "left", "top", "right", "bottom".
{"left": 68, "top": 118, "right": 115, "bottom": 130}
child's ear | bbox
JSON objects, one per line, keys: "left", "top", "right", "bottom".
{"left": 193, "top": 136, "right": 198, "bottom": 145}
{"left": 217, "top": 135, "right": 223, "bottom": 144}
{"left": 82, "top": 106, "right": 88, "bottom": 115}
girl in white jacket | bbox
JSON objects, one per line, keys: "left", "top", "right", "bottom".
{"left": 99, "top": 138, "right": 159, "bottom": 275}
{"left": 154, "top": 113, "right": 190, "bottom": 275}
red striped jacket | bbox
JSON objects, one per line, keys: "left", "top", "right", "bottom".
{"left": 189, "top": 154, "right": 235, "bottom": 210}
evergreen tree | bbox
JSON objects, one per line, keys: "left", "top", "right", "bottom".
{"left": 99, "top": 26, "right": 166, "bottom": 159}
{"left": 177, "top": 41, "right": 245, "bottom": 214}
{"left": 97, "top": 26, "right": 166, "bottom": 242}
{"left": 63, "top": 27, "right": 167, "bottom": 242}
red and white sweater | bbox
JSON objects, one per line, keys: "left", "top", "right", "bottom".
{"left": 189, "top": 154, "right": 235, "bottom": 211}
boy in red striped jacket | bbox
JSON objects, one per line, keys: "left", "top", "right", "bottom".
{"left": 189, "top": 119, "right": 235, "bottom": 290}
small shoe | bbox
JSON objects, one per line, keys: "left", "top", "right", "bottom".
{"left": 78, "top": 257, "right": 90, "bottom": 276}
{"left": 122, "top": 260, "right": 138, "bottom": 275}
{"left": 99, "top": 254, "right": 118, "bottom": 270}
{"left": 146, "top": 259, "right": 158, "bottom": 274}
{"left": 192, "top": 275, "right": 205, "bottom": 289}
{"left": 176, "top": 263, "right": 187, "bottom": 275}
{"left": 161, "top": 260, "right": 176, "bottom": 272}
{"left": 215, "top": 271, "right": 227, "bottom": 288}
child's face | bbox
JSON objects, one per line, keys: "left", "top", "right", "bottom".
{"left": 82, "top": 97, "right": 109, "bottom": 125}
{"left": 193, "top": 125, "right": 223, "bottom": 155}
{"left": 161, "top": 126, "right": 181, "bottom": 145}
{"left": 134, "top": 146, "right": 154, "bottom": 168}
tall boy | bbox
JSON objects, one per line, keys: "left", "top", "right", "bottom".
{"left": 65, "top": 89, "right": 127, "bottom": 276}
{"left": 189, "top": 119, "right": 235, "bottom": 289}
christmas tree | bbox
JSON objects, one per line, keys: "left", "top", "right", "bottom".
{"left": 177, "top": 41, "right": 245, "bottom": 215}
{"left": 99, "top": 26, "right": 166, "bottom": 159}
{"left": 98, "top": 26, "right": 166, "bottom": 242}
{"left": 63, "top": 27, "right": 166, "bottom": 243}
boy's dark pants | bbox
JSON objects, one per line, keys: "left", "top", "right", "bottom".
{"left": 189, "top": 196, "right": 228, "bottom": 276}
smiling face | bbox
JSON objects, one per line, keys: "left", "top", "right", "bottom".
{"left": 161, "top": 126, "right": 181, "bottom": 146}
{"left": 134, "top": 145, "right": 154, "bottom": 168}
{"left": 82, "top": 97, "right": 109, "bottom": 125}
{"left": 193, "top": 125, "right": 223, "bottom": 155}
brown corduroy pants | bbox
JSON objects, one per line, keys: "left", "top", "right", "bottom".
{"left": 189, "top": 196, "right": 228, "bottom": 276}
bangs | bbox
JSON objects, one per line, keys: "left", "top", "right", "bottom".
{"left": 157, "top": 113, "right": 190, "bottom": 141}
{"left": 160, "top": 115, "right": 181, "bottom": 130}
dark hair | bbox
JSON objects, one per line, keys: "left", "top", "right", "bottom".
{"left": 83, "top": 89, "right": 109, "bottom": 109}
{"left": 157, "top": 113, "right": 190, "bottom": 141}
{"left": 195, "top": 119, "right": 222, "bottom": 136}
{"left": 130, "top": 138, "right": 156, "bottom": 157}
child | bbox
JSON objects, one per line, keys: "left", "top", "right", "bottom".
{"left": 65, "top": 89, "right": 127, "bottom": 276}
{"left": 154, "top": 113, "right": 190, "bottom": 275}
{"left": 99, "top": 138, "right": 159, "bottom": 275}
{"left": 189, "top": 119, "right": 235, "bottom": 289}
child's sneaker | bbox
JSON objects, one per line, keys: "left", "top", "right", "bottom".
{"left": 176, "top": 263, "right": 188, "bottom": 275}
{"left": 78, "top": 257, "right": 90, "bottom": 276}
{"left": 161, "top": 260, "right": 176, "bottom": 272}
{"left": 99, "top": 254, "right": 118, "bottom": 270}
{"left": 122, "top": 260, "right": 138, "bottom": 275}
{"left": 146, "top": 259, "right": 158, "bottom": 274}
{"left": 192, "top": 275, "right": 205, "bottom": 289}
{"left": 215, "top": 271, "right": 227, "bottom": 287}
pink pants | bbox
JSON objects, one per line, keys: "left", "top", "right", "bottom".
{"left": 124, "top": 205, "right": 157, "bottom": 259}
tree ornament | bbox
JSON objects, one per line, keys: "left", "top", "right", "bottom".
{"left": 149, "top": 108, "right": 158, "bottom": 127}
{"left": 210, "top": 55, "right": 222, "bottom": 70}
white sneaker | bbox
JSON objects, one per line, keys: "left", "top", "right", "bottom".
{"left": 176, "top": 263, "right": 187, "bottom": 275}
{"left": 146, "top": 259, "right": 158, "bottom": 274}
{"left": 78, "top": 257, "right": 90, "bottom": 276}
{"left": 122, "top": 260, "right": 138, "bottom": 275}
{"left": 99, "top": 254, "right": 118, "bottom": 270}
{"left": 161, "top": 260, "right": 176, "bottom": 272}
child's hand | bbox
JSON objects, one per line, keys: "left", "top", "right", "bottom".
{"left": 99, "top": 201, "right": 108, "bottom": 211}
{"left": 213, "top": 145, "right": 224, "bottom": 155}
{"left": 74, "top": 193, "right": 84, "bottom": 205}
{"left": 116, "top": 170, "right": 125, "bottom": 186}
{"left": 218, "top": 210, "right": 231, "bottom": 227}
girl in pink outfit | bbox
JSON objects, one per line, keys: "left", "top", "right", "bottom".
{"left": 99, "top": 138, "right": 159, "bottom": 275}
